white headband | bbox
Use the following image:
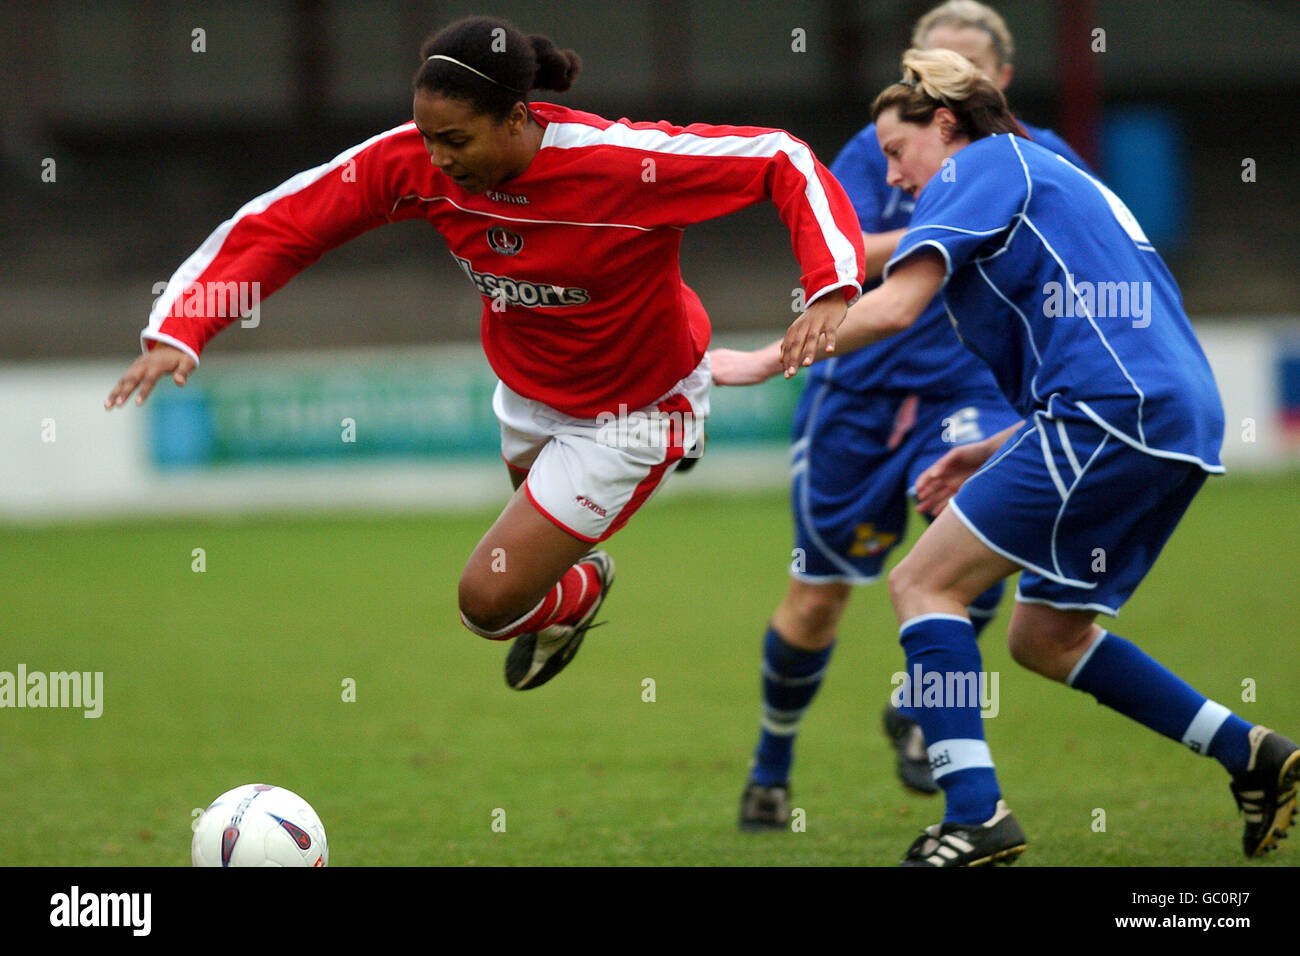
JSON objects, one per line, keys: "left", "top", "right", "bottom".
{"left": 426, "top": 54, "right": 523, "bottom": 94}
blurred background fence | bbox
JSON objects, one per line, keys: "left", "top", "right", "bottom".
{"left": 1, "top": 0, "right": 1298, "bottom": 517}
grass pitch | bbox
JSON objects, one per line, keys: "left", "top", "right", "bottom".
{"left": 2, "top": 470, "right": 1298, "bottom": 866}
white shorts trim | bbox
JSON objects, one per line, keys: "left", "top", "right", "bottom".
{"left": 1016, "top": 589, "right": 1118, "bottom": 619}
{"left": 949, "top": 498, "right": 1096, "bottom": 590}
{"left": 789, "top": 570, "right": 881, "bottom": 586}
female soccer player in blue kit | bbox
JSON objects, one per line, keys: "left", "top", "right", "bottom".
{"left": 713, "top": 1, "right": 1092, "bottom": 827}
{"left": 773, "top": 47, "right": 1300, "bottom": 865}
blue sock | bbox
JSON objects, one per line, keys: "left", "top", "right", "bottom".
{"left": 895, "top": 583, "right": 1003, "bottom": 722}
{"left": 967, "top": 581, "right": 1004, "bottom": 638}
{"left": 899, "top": 614, "right": 1001, "bottom": 825}
{"left": 750, "top": 626, "right": 832, "bottom": 786}
{"left": 1068, "top": 631, "right": 1254, "bottom": 776}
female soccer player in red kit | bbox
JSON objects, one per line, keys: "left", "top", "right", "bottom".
{"left": 104, "top": 16, "right": 865, "bottom": 689}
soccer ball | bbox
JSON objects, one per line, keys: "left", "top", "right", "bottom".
{"left": 192, "top": 783, "right": 328, "bottom": 867}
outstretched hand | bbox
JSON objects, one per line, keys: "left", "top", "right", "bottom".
{"left": 780, "top": 294, "right": 847, "bottom": 378}
{"left": 708, "top": 342, "right": 782, "bottom": 386}
{"left": 913, "top": 442, "right": 991, "bottom": 516}
{"left": 104, "top": 344, "right": 196, "bottom": 409}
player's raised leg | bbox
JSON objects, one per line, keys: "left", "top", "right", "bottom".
{"left": 470, "top": 368, "right": 705, "bottom": 691}
{"left": 459, "top": 479, "right": 614, "bottom": 691}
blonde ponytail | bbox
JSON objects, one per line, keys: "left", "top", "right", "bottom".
{"left": 901, "top": 48, "right": 982, "bottom": 105}
{"left": 872, "top": 48, "right": 1025, "bottom": 141}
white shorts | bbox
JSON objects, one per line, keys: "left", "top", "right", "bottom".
{"left": 495, "top": 356, "right": 710, "bottom": 542}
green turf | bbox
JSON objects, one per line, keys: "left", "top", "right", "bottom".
{"left": 1, "top": 470, "right": 1298, "bottom": 866}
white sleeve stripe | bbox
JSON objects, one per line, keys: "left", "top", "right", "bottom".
{"left": 884, "top": 136, "right": 1031, "bottom": 280}
{"left": 883, "top": 238, "right": 952, "bottom": 280}
{"left": 142, "top": 122, "right": 417, "bottom": 340}
{"left": 543, "top": 121, "right": 860, "bottom": 294}
{"left": 900, "top": 223, "right": 1006, "bottom": 238}
{"left": 137, "top": 331, "right": 201, "bottom": 365}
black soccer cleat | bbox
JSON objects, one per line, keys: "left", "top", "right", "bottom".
{"left": 504, "top": 550, "right": 615, "bottom": 691}
{"left": 738, "top": 781, "right": 791, "bottom": 832}
{"left": 673, "top": 432, "right": 706, "bottom": 474}
{"left": 882, "top": 702, "right": 939, "bottom": 795}
{"left": 898, "top": 800, "right": 1027, "bottom": 867}
{"left": 1230, "top": 725, "right": 1300, "bottom": 858}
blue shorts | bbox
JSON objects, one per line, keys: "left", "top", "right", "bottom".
{"left": 791, "top": 380, "right": 1021, "bottom": 583}
{"left": 950, "top": 408, "right": 1209, "bottom": 616}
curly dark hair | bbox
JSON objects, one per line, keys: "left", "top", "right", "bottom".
{"left": 412, "top": 16, "right": 582, "bottom": 120}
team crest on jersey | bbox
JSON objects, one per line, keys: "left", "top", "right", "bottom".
{"left": 487, "top": 226, "right": 524, "bottom": 256}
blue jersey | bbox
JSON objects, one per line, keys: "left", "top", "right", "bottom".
{"left": 885, "top": 133, "right": 1224, "bottom": 472}
{"left": 819, "top": 121, "right": 1090, "bottom": 396}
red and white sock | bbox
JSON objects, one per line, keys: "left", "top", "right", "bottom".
{"left": 461, "top": 560, "right": 601, "bottom": 641}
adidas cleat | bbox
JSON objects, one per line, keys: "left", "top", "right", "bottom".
{"left": 899, "top": 800, "right": 1026, "bottom": 867}
{"left": 882, "top": 703, "right": 939, "bottom": 795}
{"left": 504, "top": 550, "right": 614, "bottom": 691}
{"left": 738, "top": 782, "right": 791, "bottom": 832}
{"left": 1230, "top": 725, "right": 1300, "bottom": 858}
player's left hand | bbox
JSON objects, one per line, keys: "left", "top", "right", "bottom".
{"left": 913, "top": 442, "right": 990, "bottom": 516}
{"left": 780, "top": 294, "right": 847, "bottom": 378}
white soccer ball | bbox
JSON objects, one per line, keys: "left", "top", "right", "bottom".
{"left": 192, "top": 784, "right": 328, "bottom": 867}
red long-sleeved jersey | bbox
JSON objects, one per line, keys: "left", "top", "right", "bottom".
{"left": 142, "top": 103, "right": 865, "bottom": 418}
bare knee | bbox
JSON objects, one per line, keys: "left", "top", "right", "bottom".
{"left": 886, "top": 559, "right": 919, "bottom": 611}
{"left": 458, "top": 570, "right": 533, "bottom": 634}
{"left": 773, "top": 580, "right": 852, "bottom": 650}
{"left": 887, "top": 555, "right": 937, "bottom": 620}
{"left": 1006, "top": 607, "right": 1101, "bottom": 680}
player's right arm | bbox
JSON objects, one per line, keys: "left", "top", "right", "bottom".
{"left": 105, "top": 124, "right": 433, "bottom": 409}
